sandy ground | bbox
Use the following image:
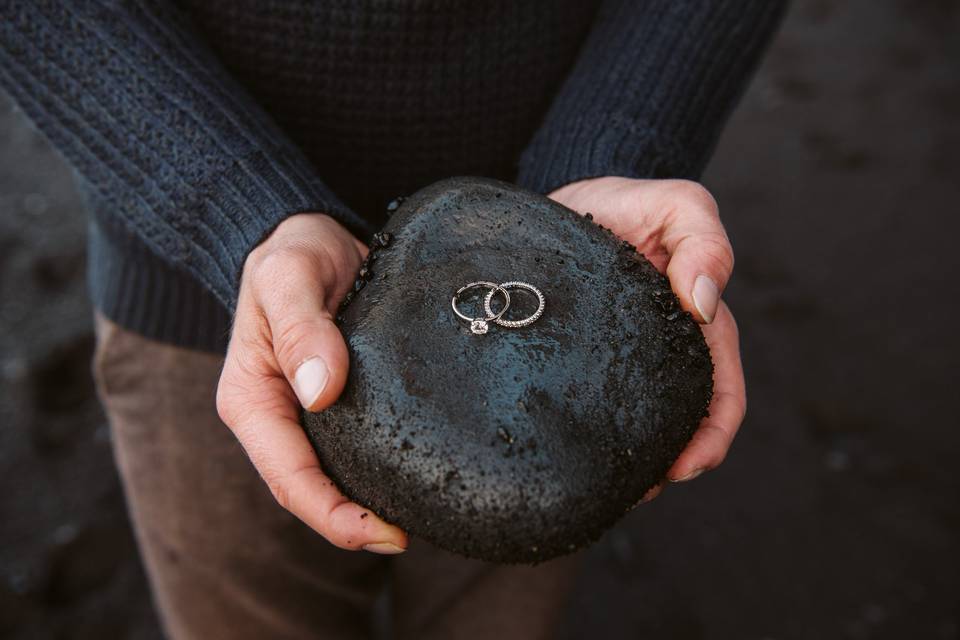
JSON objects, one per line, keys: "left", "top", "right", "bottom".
{"left": 1, "top": 0, "right": 958, "bottom": 638}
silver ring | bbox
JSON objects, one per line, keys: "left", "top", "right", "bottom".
{"left": 483, "top": 281, "right": 545, "bottom": 328}
{"left": 451, "top": 281, "right": 511, "bottom": 335}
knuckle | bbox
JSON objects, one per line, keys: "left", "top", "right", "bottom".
{"left": 699, "top": 232, "right": 735, "bottom": 274}
{"left": 246, "top": 247, "right": 335, "bottom": 321}
{"left": 321, "top": 508, "right": 358, "bottom": 549}
{"left": 267, "top": 466, "right": 328, "bottom": 525}
{"left": 710, "top": 449, "right": 728, "bottom": 470}
{"left": 216, "top": 339, "right": 277, "bottom": 428}
{"left": 262, "top": 460, "right": 301, "bottom": 513}
{"left": 735, "top": 391, "right": 748, "bottom": 421}
{"left": 272, "top": 317, "right": 318, "bottom": 370}
{"left": 672, "top": 180, "right": 719, "bottom": 214}
{"left": 728, "top": 311, "right": 741, "bottom": 342}
{"left": 214, "top": 374, "right": 258, "bottom": 431}
{"left": 214, "top": 361, "right": 247, "bottom": 427}
{"left": 215, "top": 380, "right": 233, "bottom": 425}
{"left": 696, "top": 423, "right": 732, "bottom": 470}
{"left": 235, "top": 327, "right": 274, "bottom": 377}
{"left": 248, "top": 245, "right": 317, "bottom": 291}
{"left": 269, "top": 479, "right": 294, "bottom": 512}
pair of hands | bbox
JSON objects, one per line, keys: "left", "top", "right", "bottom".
{"left": 215, "top": 177, "right": 745, "bottom": 555}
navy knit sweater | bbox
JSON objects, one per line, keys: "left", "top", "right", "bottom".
{"left": 0, "top": 0, "right": 786, "bottom": 353}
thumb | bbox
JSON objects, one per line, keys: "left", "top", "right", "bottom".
{"left": 257, "top": 270, "right": 351, "bottom": 412}
{"left": 277, "top": 314, "right": 350, "bottom": 412}
{"left": 659, "top": 182, "right": 734, "bottom": 324}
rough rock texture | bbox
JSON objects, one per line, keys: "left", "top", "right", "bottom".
{"left": 302, "top": 176, "right": 713, "bottom": 564}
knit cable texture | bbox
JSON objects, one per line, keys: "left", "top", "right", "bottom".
{"left": 0, "top": 0, "right": 786, "bottom": 352}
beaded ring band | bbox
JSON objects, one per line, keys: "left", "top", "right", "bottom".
{"left": 483, "top": 281, "right": 545, "bottom": 328}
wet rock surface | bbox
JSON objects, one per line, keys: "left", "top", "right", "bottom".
{"left": 303, "top": 177, "right": 713, "bottom": 563}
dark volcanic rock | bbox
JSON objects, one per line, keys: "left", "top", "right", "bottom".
{"left": 302, "top": 176, "right": 713, "bottom": 564}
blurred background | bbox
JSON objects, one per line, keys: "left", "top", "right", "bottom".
{"left": 1, "top": 0, "right": 957, "bottom": 638}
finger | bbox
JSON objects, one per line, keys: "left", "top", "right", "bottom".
{"left": 656, "top": 181, "right": 733, "bottom": 324}
{"left": 667, "top": 302, "right": 745, "bottom": 481}
{"left": 642, "top": 481, "right": 665, "bottom": 504}
{"left": 218, "top": 375, "right": 407, "bottom": 551}
{"left": 251, "top": 251, "right": 351, "bottom": 412}
{"left": 626, "top": 481, "right": 667, "bottom": 512}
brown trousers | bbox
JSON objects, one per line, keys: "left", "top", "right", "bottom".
{"left": 91, "top": 313, "right": 584, "bottom": 640}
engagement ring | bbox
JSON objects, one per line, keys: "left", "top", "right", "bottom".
{"left": 451, "top": 281, "right": 511, "bottom": 335}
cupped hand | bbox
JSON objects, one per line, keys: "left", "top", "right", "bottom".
{"left": 547, "top": 177, "right": 746, "bottom": 499}
{"left": 216, "top": 213, "right": 408, "bottom": 554}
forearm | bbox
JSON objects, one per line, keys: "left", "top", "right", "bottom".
{"left": 516, "top": 0, "right": 788, "bottom": 193}
{"left": 0, "top": 0, "right": 370, "bottom": 311}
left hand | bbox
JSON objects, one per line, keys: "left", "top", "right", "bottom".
{"left": 216, "top": 213, "right": 408, "bottom": 554}
{"left": 548, "top": 177, "right": 745, "bottom": 502}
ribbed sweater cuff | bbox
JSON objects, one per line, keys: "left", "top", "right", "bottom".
{"left": 516, "top": 0, "right": 787, "bottom": 195}
{"left": 0, "top": 0, "right": 371, "bottom": 314}
{"left": 185, "top": 145, "right": 367, "bottom": 311}
{"left": 87, "top": 218, "right": 233, "bottom": 353}
{"left": 516, "top": 118, "right": 685, "bottom": 196}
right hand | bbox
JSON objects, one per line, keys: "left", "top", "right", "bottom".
{"left": 216, "top": 213, "right": 408, "bottom": 554}
{"left": 548, "top": 177, "right": 745, "bottom": 502}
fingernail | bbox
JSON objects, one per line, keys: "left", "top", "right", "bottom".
{"left": 362, "top": 542, "right": 406, "bottom": 555}
{"left": 671, "top": 468, "right": 705, "bottom": 483}
{"left": 692, "top": 275, "right": 719, "bottom": 324}
{"left": 293, "top": 357, "right": 329, "bottom": 408}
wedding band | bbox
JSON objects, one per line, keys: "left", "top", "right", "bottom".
{"left": 483, "top": 281, "right": 545, "bottom": 328}
{"left": 451, "top": 281, "right": 511, "bottom": 335}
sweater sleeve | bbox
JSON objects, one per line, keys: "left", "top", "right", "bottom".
{"left": 515, "top": 0, "right": 788, "bottom": 194}
{"left": 0, "top": 0, "right": 372, "bottom": 312}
